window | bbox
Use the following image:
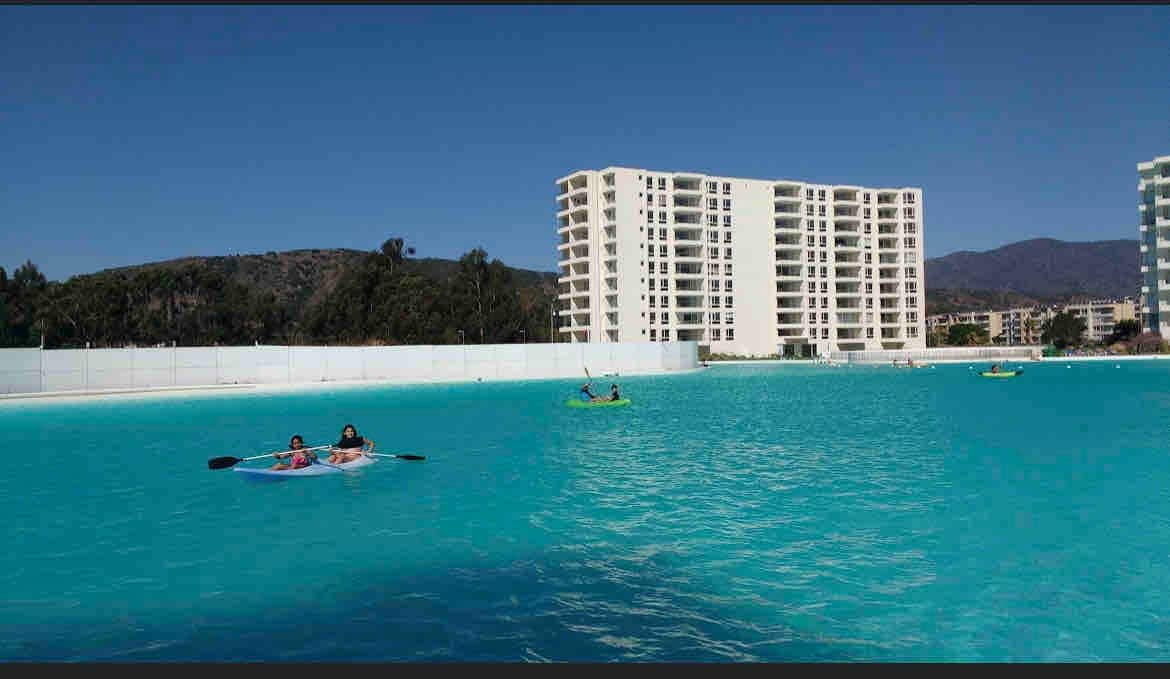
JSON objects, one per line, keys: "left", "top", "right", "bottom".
{"left": 866, "top": 328, "right": 874, "bottom": 339}
{"left": 659, "top": 228, "right": 667, "bottom": 240}
{"left": 725, "top": 264, "right": 732, "bottom": 275}
{"left": 864, "top": 223, "right": 871, "bottom": 234}
{"left": 863, "top": 192, "right": 871, "bottom": 204}
{"left": 820, "top": 251, "right": 828, "bottom": 263}
{"left": 863, "top": 208, "right": 871, "bottom": 218}
{"left": 660, "top": 278, "right": 667, "bottom": 290}
{"left": 903, "top": 207, "right": 915, "bottom": 219}
{"left": 711, "top": 279, "right": 721, "bottom": 292}
{"left": 658, "top": 195, "right": 667, "bottom": 207}
{"left": 808, "top": 312, "right": 817, "bottom": 324}
{"left": 865, "top": 282, "right": 873, "bottom": 294}
{"left": 725, "top": 280, "right": 732, "bottom": 291}
{"left": 710, "top": 295, "right": 721, "bottom": 308}
{"left": 908, "top": 326, "right": 918, "bottom": 338}
{"left": 722, "top": 214, "right": 731, "bottom": 227}
{"left": 907, "top": 311, "right": 918, "bottom": 323}
{"left": 820, "top": 297, "right": 828, "bottom": 308}
{"left": 710, "top": 247, "right": 720, "bottom": 260}
{"left": 707, "top": 181, "right": 718, "bottom": 193}
{"left": 724, "top": 248, "right": 732, "bottom": 260}
{"left": 819, "top": 266, "right": 827, "bottom": 278}
{"left": 723, "top": 232, "right": 732, "bottom": 244}
{"left": 818, "top": 189, "right": 826, "bottom": 201}
{"left": 806, "top": 205, "right": 815, "bottom": 216}
{"left": 806, "top": 250, "right": 816, "bottom": 262}
{"left": 725, "top": 311, "right": 734, "bottom": 325}
{"left": 661, "top": 311, "right": 669, "bottom": 324}
{"left": 708, "top": 198, "right": 718, "bottom": 210}
{"left": 647, "top": 193, "right": 654, "bottom": 205}
{"left": 648, "top": 279, "right": 656, "bottom": 290}
{"left": 819, "top": 281, "right": 827, "bottom": 293}
{"left": 903, "top": 192, "right": 915, "bottom": 203}
{"left": 904, "top": 237, "right": 917, "bottom": 250}
{"left": 648, "top": 246, "right": 655, "bottom": 258}
{"left": 646, "top": 211, "right": 653, "bottom": 223}
{"left": 727, "top": 328, "right": 734, "bottom": 340}
{"left": 649, "top": 328, "right": 657, "bottom": 340}
{"left": 711, "top": 328, "right": 721, "bottom": 341}
{"left": 807, "top": 219, "right": 816, "bottom": 231}
{"left": 658, "top": 178, "right": 666, "bottom": 190}
{"left": 658, "top": 261, "right": 667, "bottom": 274}
{"left": 658, "top": 211, "right": 667, "bottom": 224}
{"left": 821, "top": 328, "right": 828, "bottom": 339}
{"left": 821, "top": 312, "right": 829, "bottom": 324}
{"left": 864, "top": 252, "right": 872, "bottom": 263}
{"left": 709, "top": 263, "right": 720, "bottom": 275}
{"left": 866, "top": 297, "right": 873, "bottom": 308}
{"left": 906, "top": 281, "right": 917, "bottom": 293}
{"left": 709, "top": 231, "right": 719, "bottom": 243}
{"left": 806, "top": 188, "right": 815, "bottom": 200}
{"left": 818, "top": 205, "right": 826, "bottom": 216}
{"left": 710, "top": 312, "right": 721, "bottom": 324}
{"left": 807, "top": 235, "right": 815, "bottom": 247}
{"left": 820, "top": 220, "right": 828, "bottom": 232}
{"left": 722, "top": 182, "right": 731, "bottom": 194}
{"left": 905, "top": 267, "right": 917, "bottom": 279}
{"left": 707, "top": 214, "right": 718, "bottom": 226}
{"left": 865, "top": 267, "right": 872, "bottom": 279}
{"left": 725, "top": 295, "right": 733, "bottom": 308}
{"left": 907, "top": 296, "right": 918, "bottom": 307}
{"left": 660, "top": 295, "right": 669, "bottom": 307}
{"left": 722, "top": 199, "right": 731, "bottom": 211}
{"left": 647, "top": 228, "right": 654, "bottom": 241}
{"left": 659, "top": 244, "right": 667, "bottom": 257}
{"left": 649, "top": 297, "right": 656, "bottom": 308}
{"left": 661, "top": 329, "right": 669, "bottom": 341}
{"left": 905, "top": 223, "right": 917, "bottom": 234}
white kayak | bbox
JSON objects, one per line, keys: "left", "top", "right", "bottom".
{"left": 233, "top": 454, "right": 378, "bottom": 482}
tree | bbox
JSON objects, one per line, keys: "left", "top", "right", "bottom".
{"left": 927, "top": 326, "right": 947, "bottom": 347}
{"left": 1106, "top": 318, "right": 1141, "bottom": 345}
{"left": 1041, "top": 311, "right": 1087, "bottom": 349}
{"left": 946, "top": 323, "right": 989, "bottom": 346}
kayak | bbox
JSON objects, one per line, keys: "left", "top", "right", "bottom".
{"left": 566, "top": 397, "right": 631, "bottom": 408}
{"left": 979, "top": 370, "right": 1023, "bottom": 378}
{"left": 234, "top": 453, "right": 378, "bottom": 481}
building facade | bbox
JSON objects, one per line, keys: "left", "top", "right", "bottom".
{"left": 1139, "top": 154, "right": 1170, "bottom": 334}
{"left": 554, "top": 167, "right": 927, "bottom": 357}
{"left": 926, "top": 298, "right": 1137, "bottom": 345}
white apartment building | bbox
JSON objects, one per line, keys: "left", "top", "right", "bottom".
{"left": 554, "top": 167, "right": 926, "bottom": 357}
{"left": 1139, "top": 154, "right": 1170, "bottom": 334}
{"left": 927, "top": 298, "right": 1136, "bottom": 345}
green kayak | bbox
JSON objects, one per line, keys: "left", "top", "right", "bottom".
{"left": 979, "top": 370, "right": 1022, "bottom": 378}
{"left": 566, "top": 398, "right": 631, "bottom": 408}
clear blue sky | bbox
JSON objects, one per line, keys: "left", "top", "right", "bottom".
{"left": 3, "top": 5, "right": 1168, "bottom": 281}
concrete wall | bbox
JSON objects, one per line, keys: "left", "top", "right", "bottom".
{"left": 0, "top": 341, "right": 699, "bottom": 396}
{"left": 828, "top": 345, "right": 1037, "bottom": 364}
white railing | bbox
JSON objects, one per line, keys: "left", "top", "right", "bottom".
{"left": 0, "top": 342, "right": 699, "bottom": 397}
{"left": 827, "top": 346, "right": 1038, "bottom": 364}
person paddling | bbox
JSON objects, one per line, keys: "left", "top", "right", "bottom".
{"left": 328, "top": 424, "right": 376, "bottom": 464}
{"left": 270, "top": 434, "right": 318, "bottom": 470}
{"left": 609, "top": 383, "right": 621, "bottom": 401}
{"left": 580, "top": 382, "right": 600, "bottom": 402}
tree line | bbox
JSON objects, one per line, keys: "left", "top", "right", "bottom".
{"left": 0, "top": 239, "right": 558, "bottom": 349}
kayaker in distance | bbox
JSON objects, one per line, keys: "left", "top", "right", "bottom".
{"left": 580, "top": 382, "right": 601, "bottom": 402}
{"left": 328, "top": 424, "right": 375, "bottom": 464}
{"left": 989, "top": 363, "right": 1001, "bottom": 374}
{"left": 271, "top": 434, "right": 318, "bottom": 470}
{"left": 609, "top": 383, "right": 621, "bottom": 401}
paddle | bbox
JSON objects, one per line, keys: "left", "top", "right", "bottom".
{"left": 364, "top": 453, "right": 426, "bottom": 461}
{"left": 208, "top": 444, "right": 331, "bottom": 470}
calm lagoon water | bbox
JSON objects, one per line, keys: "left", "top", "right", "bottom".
{"left": 2, "top": 359, "right": 1170, "bottom": 661}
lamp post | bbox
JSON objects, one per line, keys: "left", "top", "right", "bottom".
{"left": 458, "top": 330, "right": 465, "bottom": 345}
{"left": 520, "top": 330, "right": 526, "bottom": 344}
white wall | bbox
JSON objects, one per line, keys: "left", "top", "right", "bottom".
{"left": 0, "top": 342, "right": 699, "bottom": 395}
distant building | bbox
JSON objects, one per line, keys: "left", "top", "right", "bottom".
{"left": 1139, "top": 154, "right": 1170, "bottom": 334}
{"left": 555, "top": 167, "right": 926, "bottom": 357}
{"left": 927, "top": 298, "right": 1136, "bottom": 345}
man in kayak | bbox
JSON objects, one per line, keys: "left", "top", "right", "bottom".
{"left": 270, "top": 434, "right": 318, "bottom": 470}
{"left": 989, "top": 363, "right": 1001, "bottom": 374}
{"left": 329, "top": 423, "right": 376, "bottom": 464}
{"left": 580, "top": 382, "right": 601, "bottom": 402}
{"left": 609, "top": 383, "right": 621, "bottom": 401}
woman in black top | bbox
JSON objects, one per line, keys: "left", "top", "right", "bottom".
{"left": 328, "top": 423, "right": 375, "bottom": 464}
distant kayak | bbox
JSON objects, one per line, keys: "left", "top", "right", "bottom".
{"left": 566, "top": 398, "right": 631, "bottom": 408}
{"left": 979, "top": 370, "right": 1023, "bottom": 378}
{"left": 234, "top": 454, "right": 377, "bottom": 481}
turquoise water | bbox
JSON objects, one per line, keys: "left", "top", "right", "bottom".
{"left": 3, "top": 360, "right": 1170, "bottom": 661}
